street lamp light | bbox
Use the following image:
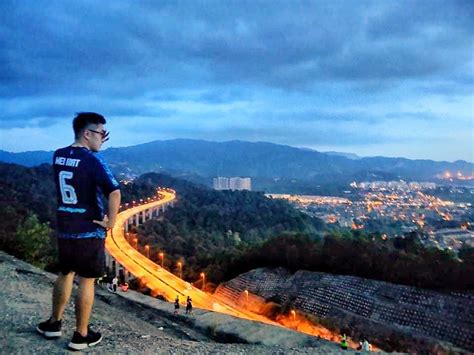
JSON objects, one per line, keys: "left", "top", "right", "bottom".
{"left": 244, "top": 289, "right": 249, "bottom": 302}
{"left": 200, "top": 272, "right": 205, "bottom": 290}
{"left": 159, "top": 252, "right": 164, "bottom": 268}
{"left": 177, "top": 262, "right": 183, "bottom": 278}
{"left": 145, "top": 244, "right": 150, "bottom": 258}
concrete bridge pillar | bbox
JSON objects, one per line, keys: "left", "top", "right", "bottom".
{"left": 105, "top": 252, "right": 111, "bottom": 270}
{"left": 110, "top": 259, "right": 116, "bottom": 276}
{"left": 141, "top": 211, "right": 146, "bottom": 223}
{"left": 135, "top": 213, "right": 139, "bottom": 226}
{"left": 108, "top": 253, "right": 114, "bottom": 271}
{"left": 114, "top": 261, "right": 120, "bottom": 277}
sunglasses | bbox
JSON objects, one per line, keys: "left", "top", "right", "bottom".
{"left": 88, "top": 129, "right": 110, "bottom": 143}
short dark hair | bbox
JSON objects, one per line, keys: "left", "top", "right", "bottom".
{"left": 73, "top": 112, "right": 106, "bottom": 139}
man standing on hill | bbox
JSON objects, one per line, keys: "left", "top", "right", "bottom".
{"left": 36, "top": 112, "right": 121, "bottom": 351}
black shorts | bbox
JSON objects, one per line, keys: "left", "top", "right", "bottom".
{"left": 57, "top": 237, "right": 105, "bottom": 278}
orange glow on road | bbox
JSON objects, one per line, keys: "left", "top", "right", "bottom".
{"left": 105, "top": 190, "right": 279, "bottom": 325}
{"left": 105, "top": 189, "right": 356, "bottom": 348}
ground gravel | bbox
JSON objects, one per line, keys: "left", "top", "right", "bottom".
{"left": 0, "top": 252, "right": 350, "bottom": 354}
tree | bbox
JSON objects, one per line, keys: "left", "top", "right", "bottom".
{"left": 15, "top": 213, "right": 53, "bottom": 268}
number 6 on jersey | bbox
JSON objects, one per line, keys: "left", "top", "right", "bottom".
{"left": 59, "top": 171, "right": 78, "bottom": 204}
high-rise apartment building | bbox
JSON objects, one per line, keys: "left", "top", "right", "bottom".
{"left": 213, "top": 177, "right": 230, "bottom": 190}
{"left": 213, "top": 177, "right": 251, "bottom": 191}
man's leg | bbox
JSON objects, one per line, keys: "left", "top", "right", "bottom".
{"left": 37, "top": 271, "right": 74, "bottom": 338}
{"left": 75, "top": 277, "right": 95, "bottom": 336}
{"left": 51, "top": 272, "right": 75, "bottom": 321}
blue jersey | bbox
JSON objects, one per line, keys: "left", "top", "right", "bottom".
{"left": 53, "top": 146, "right": 120, "bottom": 239}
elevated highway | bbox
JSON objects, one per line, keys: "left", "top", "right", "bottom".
{"left": 105, "top": 189, "right": 278, "bottom": 324}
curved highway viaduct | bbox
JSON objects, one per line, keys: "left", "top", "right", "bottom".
{"left": 104, "top": 189, "right": 278, "bottom": 324}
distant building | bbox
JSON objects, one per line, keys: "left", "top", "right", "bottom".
{"left": 229, "top": 177, "right": 251, "bottom": 191}
{"left": 432, "top": 228, "right": 474, "bottom": 251}
{"left": 213, "top": 177, "right": 229, "bottom": 190}
{"left": 213, "top": 177, "right": 251, "bottom": 191}
{"left": 355, "top": 180, "right": 436, "bottom": 191}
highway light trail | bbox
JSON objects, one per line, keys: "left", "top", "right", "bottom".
{"left": 105, "top": 190, "right": 278, "bottom": 325}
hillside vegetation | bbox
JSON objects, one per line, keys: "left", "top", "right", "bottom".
{"left": 133, "top": 174, "right": 474, "bottom": 291}
{"left": 1, "top": 162, "right": 472, "bottom": 291}
{"left": 0, "top": 162, "right": 154, "bottom": 269}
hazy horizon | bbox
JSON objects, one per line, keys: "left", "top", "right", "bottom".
{"left": 1, "top": 137, "right": 473, "bottom": 164}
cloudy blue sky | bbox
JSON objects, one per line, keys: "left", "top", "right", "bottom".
{"left": 0, "top": 0, "right": 472, "bottom": 162}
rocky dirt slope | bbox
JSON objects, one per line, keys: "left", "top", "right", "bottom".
{"left": 0, "top": 251, "right": 347, "bottom": 353}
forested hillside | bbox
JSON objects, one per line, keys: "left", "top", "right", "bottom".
{"left": 0, "top": 163, "right": 324, "bottom": 271}
{"left": 1, "top": 162, "right": 472, "bottom": 292}
{"left": 136, "top": 172, "right": 325, "bottom": 245}
{"left": 0, "top": 162, "right": 155, "bottom": 269}
{"left": 0, "top": 163, "right": 57, "bottom": 267}
{"left": 132, "top": 173, "right": 325, "bottom": 284}
{"left": 133, "top": 174, "right": 474, "bottom": 292}
{"left": 224, "top": 233, "right": 474, "bottom": 291}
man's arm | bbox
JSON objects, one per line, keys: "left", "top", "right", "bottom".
{"left": 93, "top": 189, "right": 121, "bottom": 229}
{"left": 106, "top": 189, "right": 121, "bottom": 228}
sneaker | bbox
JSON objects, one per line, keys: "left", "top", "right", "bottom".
{"left": 68, "top": 328, "right": 103, "bottom": 351}
{"left": 36, "top": 318, "right": 62, "bottom": 339}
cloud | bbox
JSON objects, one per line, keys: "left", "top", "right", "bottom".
{"left": 1, "top": 1, "right": 472, "bottom": 96}
{"left": 0, "top": 96, "right": 175, "bottom": 128}
{"left": 0, "top": 0, "right": 472, "bottom": 161}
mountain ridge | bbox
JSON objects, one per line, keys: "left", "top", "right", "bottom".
{"left": 2, "top": 138, "right": 472, "bottom": 164}
{"left": 0, "top": 139, "right": 472, "bottom": 187}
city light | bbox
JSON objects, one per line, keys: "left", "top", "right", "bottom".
{"left": 159, "top": 252, "right": 164, "bottom": 268}
{"left": 440, "top": 171, "right": 474, "bottom": 181}
{"left": 105, "top": 188, "right": 366, "bottom": 348}
{"left": 200, "top": 272, "right": 205, "bottom": 290}
{"left": 269, "top": 181, "right": 468, "bottom": 248}
{"left": 177, "top": 261, "right": 183, "bottom": 278}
